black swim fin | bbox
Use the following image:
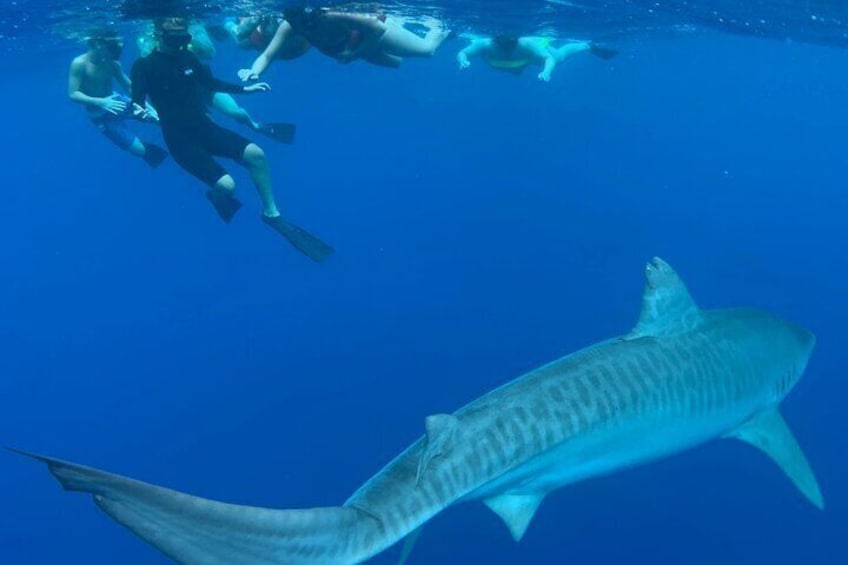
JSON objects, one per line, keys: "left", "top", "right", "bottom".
{"left": 205, "top": 188, "right": 243, "bottom": 223}
{"left": 255, "top": 122, "right": 297, "bottom": 144}
{"left": 142, "top": 142, "right": 168, "bottom": 168}
{"left": 261, "top": 214, "right": 334, "bottom": 263}
{"left": 590, "top": 43, "right": 619, "bottom": 60}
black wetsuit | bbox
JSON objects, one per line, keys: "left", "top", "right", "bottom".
{"left": 131, "top": 49, "right": 251, "bottom": 186}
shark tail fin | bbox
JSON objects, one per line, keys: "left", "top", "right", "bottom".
{"left": 11, "top": 449, "right": 379, "bottom": 564}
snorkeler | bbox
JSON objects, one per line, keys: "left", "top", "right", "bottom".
{"left": 68, "top": 29, "right": 168, "bottom": 167}
{"left": 131, "top": 17, "right": 333, "bottom": 262}
{"left": 456, "top": 35, "right": 618, "bottom": 82}
{"left": 218, "top": 15, "right": 311, "bottom": 57}
{"left": 239, "top": 7, "right": 450, "bottom": 79}
{"left": 137, "top": 21, "right": 296, "bottom": 144}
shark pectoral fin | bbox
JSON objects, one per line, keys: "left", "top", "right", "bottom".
{"left": 483, "top": 492, "right": 545, "bottom": 542}
{"left": 416, "top": 413, "right": 459, "bottom": 485}
{"left": 728, "top": 408, "right": 824, "bottom": 509}
{"left": 397, "top": 525, "right": 425, "bottom": 565}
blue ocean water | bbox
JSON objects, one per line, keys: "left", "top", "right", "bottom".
{"left": 1, "top": 1, "right": 846, "bottom": 563}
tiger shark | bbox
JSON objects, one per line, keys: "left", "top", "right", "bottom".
{"left": 13, "top": 257, "right": 823, "bottom": 564}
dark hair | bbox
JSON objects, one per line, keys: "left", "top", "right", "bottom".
{"left": 283, "top": 7, "right": 306, "bottom": 21}
{"left": 493, "top": 35, "right": 518, "bottom": 51}
{"left": 283, "top": 6, "right": 325, "bottom": 29}
{"left": 86, "top": 27, "right": 121, "bottom": 47}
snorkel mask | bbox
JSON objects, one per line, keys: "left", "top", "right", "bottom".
{"left": 155, "top": 17, "right": 192, "bottom": 50}
{"left": 86, "top": 29, "right": 124, "bottom": 60}
{"left": 101, "top": 37, "right": 124, "bottom": 60}
{"left": 161, "top": 31, "right": 192, "bottom": 50}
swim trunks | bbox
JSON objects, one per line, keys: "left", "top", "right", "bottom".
{"left": 90, "top": 93, "right": 136, "bottom": 150}
{"left": 163, "top": 120, "right": 251, "bottom": 186}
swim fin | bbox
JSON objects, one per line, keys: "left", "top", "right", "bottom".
{"left": 255, "top": 122, "right": 297, "bottom": 144}
{"left": 142, "top": 142, "right": 168, "bottom": 168}
{"left": 261, "top": 214, "right": 334, "bottom": 263}
{"left": 205, "top": 188, "right": 242, "bottom": 223}
{"left": 589, "top": 43, "right": 619, "bottom": 60}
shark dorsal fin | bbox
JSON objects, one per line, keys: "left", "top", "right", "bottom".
{"left": 483, "top": 492, "right": 545, "bottom": 541}
{"left": 416, "top": 414, "right": 459, "bottom": 485}
{"left": 629, "top": 257, "right": 701, "bottom": 338}
{"left": 727, "top": 407, "right": 824, "bottom": 509}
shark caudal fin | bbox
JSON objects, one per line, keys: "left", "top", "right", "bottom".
{"left": 11, "top": 449, "right": 380, "bottom": 564}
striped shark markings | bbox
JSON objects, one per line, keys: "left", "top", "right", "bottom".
{"left": 12, "top": 257, "right": 824, "bottom": 563}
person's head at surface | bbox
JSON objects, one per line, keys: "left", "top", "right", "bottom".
{"left": 493, "top": 35, "right": 519, "bottom": 52}
{"left": 86, "top": 28, "right": 124, "bottom": 61}
{"left": 154, "top": 16, "right": 193, "bottom": 52}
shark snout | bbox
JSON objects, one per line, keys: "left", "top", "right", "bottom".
{"left": 791, "top": 324, "right": 816, "bottom": 359}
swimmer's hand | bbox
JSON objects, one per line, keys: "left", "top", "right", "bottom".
{"left": 458, "top": 57, "right": 470, "bottom": 70}
{"left": 132, "top": 103, "right": 156, "bottom": 122}
{"left": 144, "top": 103, "right": 160, "bottom": 123}
{"left": 238, "top": 69, "right": 259, "bottom": 82}
{"left": 100, "top": 93, "right": 127, "bottom": 115}
{"left": 538, "top": 70, "right": 552, "bottom": 82}
{"left": 244, "top": 82, "right": 271, "bottom": 93}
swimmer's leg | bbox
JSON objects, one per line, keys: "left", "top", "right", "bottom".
{"left": 552, "top": 41, "right": 618, "bottom": 61}
{"left": 240, "top": 143, "right": 335, "bottom": 262}
{"left": 212, "top": 92, "right": 261, "bottom": 130}
{"left": 380, "top": 18, "right": 450, "bottom": 57}
{"left": 127, "top": 138, "right": 145, "bottom": 157}
{"left": 241, "top": 143, "right": 278, "bottom": 217}
{"left": 100, "top": 119, "right": 167, "bottom": 168}
{"left": 131, "top": 137, "right": 168, "bottom": 168}
{"left": 550, "top": 41, "right": 591, "bottom": 62}
{"left": 206, "top": 175, "right": 243, "bottom": 223}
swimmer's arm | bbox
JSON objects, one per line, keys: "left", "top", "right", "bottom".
{"left": 197, "top": 60, "right": 252, "bottom": 94}
{"left": 525, "top": 40, "right": 556, "bottom": 80}
{"left": 457, "top": 40, "right": 486, "bottom": 67}
{"left": 243, "top": 21, "right": 291, "bottom": 79}
{"left": 540, "top": 55, "right": 557, "bottom": 80}
{"left": 111, "top": 61, "right": 132, "bottom": 92}
{"left": 67, "top": 59, "right": 102, "bottom": 108}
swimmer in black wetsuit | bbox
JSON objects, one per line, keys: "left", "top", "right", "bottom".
{"left": 131, "top": 17, "right": 333, "bottom": 262}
